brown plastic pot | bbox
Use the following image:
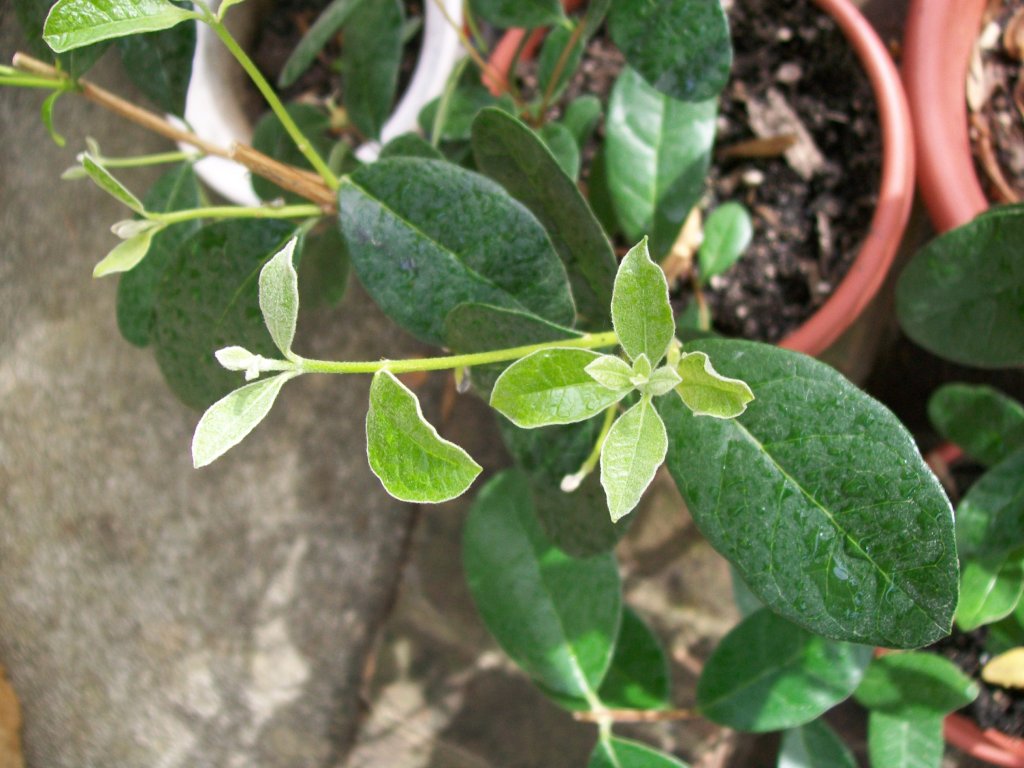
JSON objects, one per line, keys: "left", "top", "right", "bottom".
{"left": 924, "top": 444, "right": 1024, "bottom": 767}
{"left": 484, "top": 0, "right": 915, "bottom": 383}
{"left": 902, "top": 0, "right": 989, "bottom": 233}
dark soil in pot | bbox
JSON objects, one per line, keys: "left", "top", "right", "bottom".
{"left": 519, "top": 0, "right": 881, "bottom": 344}
{"left": 969, "top": 0, "right": 1024, "bottom": 204}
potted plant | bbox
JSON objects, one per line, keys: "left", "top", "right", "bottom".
{"left": 2, "top": 0, "right": 960, "bottom": 764}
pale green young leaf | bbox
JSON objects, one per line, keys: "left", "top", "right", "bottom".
{"left": 259, "top": 238, "right": 300, "bottom": 358}
{"left": 675, "top": 351, "right": 754, "bottom": 418}
{"left": 642, "top": 365, "right": 682, "bottom": 397}
{"left": 601, "top": 397, "right": 667, "bottom": 522}
{"left": 490, "top": 348, "right": 630, "bottom": 428}
{"left": 82, "top": 153, "right": 145, "bottom": 213}
{"left": 191, "top": 372, "right": 296, "bottom": 468}
{"left": 699, "top": 202, "right": 752, "bottom": 283}
{"left": 630, "top": 353, "right": 653, "bottom": 383}
{"left": 778, "top": 719, "right": 857, "bottom": 768}
{"left": 612, "top": 238, "right": 675, "bottom": 364}
{"left": 585, "top": 355, "right": 633, "bottom": 392}
{"left": 44, "top": 0, "right": 197, "bottom": 52}
{"left": 41, "top": 90, "right": 66, "bottom": 147}
{"left": 93, "top": 224, "right": 162, "bottom": 278}
{"left": 366, "top": 371, "right": 481, "bottom": 503}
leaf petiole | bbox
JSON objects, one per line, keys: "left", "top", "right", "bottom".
{"left": 148, "top": 203, "right": 323, "bottom": 226}
{"left": 561, "top": 403, "right": 619, "bottom": 492}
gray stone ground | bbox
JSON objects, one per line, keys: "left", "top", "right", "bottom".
{"left": 0, "top": 0, "right": 994, "bottom": 766}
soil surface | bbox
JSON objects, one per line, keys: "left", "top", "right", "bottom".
{"left": 970, "top": 0, "right": 1024, "bottom": 203}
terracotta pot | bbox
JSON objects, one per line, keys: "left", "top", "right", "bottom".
{"left": 902, "top": 0, "right": 988, "bottom": 233}
{"left": 484, "top": 0, "right": 915, "bottom": 383}
{"left": 924, "top": 444, "right": 1024, "bottom": 767}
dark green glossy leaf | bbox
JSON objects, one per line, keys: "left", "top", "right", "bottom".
{"left": 957, "top": 447, "right": 1024, "bottom": 560}
{"left": 586, "top": 147, "right": 620, "bottom": 237}
{"left": 597, "top": 608, "right": 670, "bottom": 710}
{"left": 537, "top": 24, "right": 585, "bottom": 109}
{"left": 854, "top": 652, "right": 978, "bottom": 717}
{"left": 697, "top": 608, "right": 872, "bottom": 732}
{"left": 420, "top": 84, "right": 516, "bottom": 143}
{"left": 699, "top": 202, "right": 752, "bottom": 283}
{"left": 609, "top": 0, "right": 731, "bottom": 102}
{"left": 562, "top": 95, "right": 602, "bottom": 148}
{"left": 277, "top": 0, "right": 366, "bottom": 88}
{"left": 251, "top": 104, "right": 334, "bottom": 203}
{"left": 463, "top": 470, "right": 621, "bottom": 702}
{"left": 987, "top": 603, "right": 1024, "bottom": 656}
{"left": 499, "top": 417, "right": 627, "bottom": 557}
{"left": 778, "top": 719, "right": 857, "bottom": 768}
{"left": 342, "top": 0, "right": 403, "bottom": 140}
{"left": 472, "top": 108, "right": 616, "bottom": 329}
{"left": 298, "top": 223, "right": 350, "bottom": 309}
{"left": 606, "top": 66, "right": 717, "bottom": 257}
{"left": 338, "top": 157, "right": 575, "bottom": 345}
{"left": 659, "top": 339, "right": 959, "bottom": 648}
{"left": 379, "top": 132, "right": 444, "bottom": 160}
{"left": 443, "top": 303, "right": 580, "bottom": 395}
{"left": 44, "top": 0, "right": 196, "bottom": 52}
{"left": 468, "top": 0, "right": 564, "bottom": 28}
{"left": 897, "top": 205, "right": 1024, "bottom": 368}
{"left": 116, "top": 16, "right": 195, "bottom": 116}
{"left": 366, "top": 371, "right": 481, "bottom": 502}
{"left": 957, "top": 553, "right": 1024, "bottom": 631}
{"left": 589, "top": 738, "right": 688, "bottom": 768}
{"left": 539, "top": 122, "right": 580, "bottom": 180}
{"left": 152, "top": 220, "right": 298, "bottom": 409}
{"left": 866, "top": 712, "right": 943, "bottom": 768}
{"left": 928, "top": 384, "right": 1024, "bottom": 467}
{"left": 117, "top": 163, "right": 202, "bottom": 346}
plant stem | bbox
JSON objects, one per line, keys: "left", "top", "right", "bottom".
{"left": 204, "top": 13, "right": 340, "bottom": 191}
{"left": 430, "top": 0, "right": 517, "bottom": 107}
{"left": 298, "top": 331, "right": 619, "bottom": 375}
{"left": 430, "top": 57, "right": 469, "bottom": 147}
{"left": 535, "top": 17, "right": 586, "bottom": 122}
{"left": 89, "top": 150, "right": 202, "bottom": 169}
{"left": 150, "top": 203, "right": 323, "bottom": 225}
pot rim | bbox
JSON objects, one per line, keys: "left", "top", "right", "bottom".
{"left": 902, "top": 0, "right": 988, "bottom": 233}
{"left": 178, "top": 0, "right": 465, "bottom": 205}
{"left": 484, "top": 0, "right": 914, "bottom": 360}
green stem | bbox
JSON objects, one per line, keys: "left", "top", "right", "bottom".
{"left": 149, "top": 203, "right": 323, "bottom": 225}
{"left": 205, "top": 12, "right": 340, "bottom": 190}
{"left": 430, "top": 56, "right": 469, "bottom": 148}
{"left": 89, "top": 150, "right": 201, "bottom": 169}
{"left": 535, "top": 17, "right": 585, "bottom": 122}
{"left": 298, "top": 331, "right": 619, "bottom": 375}
{"left": 0, "top": 75, "right": 67, "bottom": 89}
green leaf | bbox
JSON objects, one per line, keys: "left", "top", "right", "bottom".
{"left": 93, "top": 223, "right": 162, "bottom": 277}
{"left": 642, "top": 365, "right": 682, "bottom": 397}
{"left": 612, "top": 239, "right": 675, "bottom": 364}
{"left": 585, "top": 355, "right": 634, "bottom": 392}
{"left": 562, "top": 95, "right": 602, "bottom": 148}
{"left": 191, "top": 372, "right": 296, "bottom": 468}
{"left": 597, "top": 608, "right": 670, "bottom": 710}
{"left": 867, "top": 712, "right": 943, "bottom": 768}
{"left": 778, "top": 719, "right": 857, "bottom": 768}
{"left": 463, "top": 470, "right": 621, "bottom": 701}
{"left": 957, "top": 553, "right": 1024, "bottom": 631}
{"left": 896, "top": 204, "right": 1024, "bottom": 368}
{"left": 674, "top": 351, "right": 754, "bottom": 418}
{"left": 854, "top": 652, "right": 978, "bottom": 717}
{"left": 365, "top": 370, "right": 481, "bottom": 503}
{"left": 472, "top": 108, "right": 617, "bottom": 329}
{"left": 699, "top": 202, "right": 752, "bottom": 283}
{"left": 609, "top": 0, "right": 731, "bottom": 103}
{"left": 40, "top": 90, "right": 65, "bottom": 146}
{"left": 539, "top": 122, "right": 581, "bottom": 180}
{"left": 251, "top": 104, "right": 334, "bottom": 203}
{"left": 152, "top": 220, "right": 297, "bottom": 410}
{"left": 259, "top": 238, "right": 300, "bottom": 357}
{"left": 697, "top": 608, "right": 871, "bottom": 732}
{"left": 116, "top": 15, "right": 195, "bottom": 116}
{"left": 601, "top": 397, "right": 667, "bottom": 522}
{"left": 928, "top": 384, "right": 1024, "bottom": 467}
{"left": 606, "top": 67, "right": 717, "bottom": 257}
{"left": 588, "top": 737, "right": 689, "bottom": 768}
{"left": 339, "top": 158, "right": 575, "bottom": 345}
{"left": 468, "top": 0, "right": 564, "bottom": 29}
{"left": 957, "top": 447, "right": 1024, "bottom": 560}
{"left": 499, "top": 417, "right": 628, "bottom": 557}
{"left": 342, "top": 0, "right": 403, "bottom": 140}
{"left": 537, "top": 24, "right": 585, "bottom": 110}
{"left": 277, "top": 0, "right": 366, "bottom": 88}
{"left": 81, "top": 153, "right": 144, "bottom": 213}
{"left": 420, "top": 84, "right": 516, "bottom": 144}
{"left": 379, "top": 132, "right": 445, "bottom": 160}
{"left": 116, "top": 163, "right": 202, "bottom": 347}
{"left": 44, "top": 0, "right": 196, "bottom": 52}
{"left": 443, "top": 303, "right": 580, "bottom": 396}
{"left": 14, "top": 0, "right": 109, "bottom": 75}
{"left": 297, "top": 223, "right": 350, "bottom": 309}
{"left": 659, "top": 339, "right": 959, "bottom": 648}
{"left": 491, "top": 348, "right": 629, "bottom": 428}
